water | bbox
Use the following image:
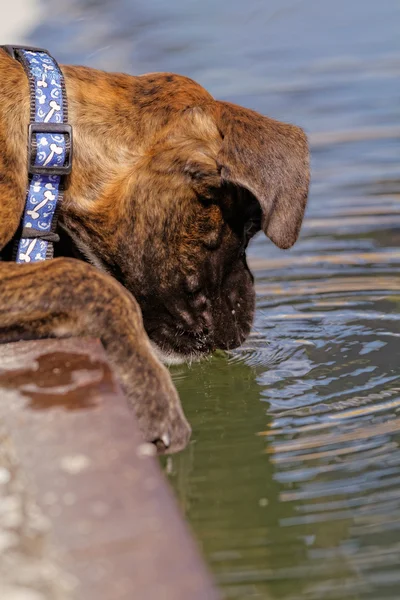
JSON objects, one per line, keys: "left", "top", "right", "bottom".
{"left": 13, "top": 0, "right": 400, "bottom": 597}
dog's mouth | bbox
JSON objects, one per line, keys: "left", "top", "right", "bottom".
{"left": 145, "top": 310, "right": 253, "bottom": 364}
{"left": 151, "top": 342, "right": 205, "bottom": 366}
{"left": 141, "top": 282, "right": 254, "bottom": 364}
{"left": 149, "top": 326, "right": 215, "bottom": 365}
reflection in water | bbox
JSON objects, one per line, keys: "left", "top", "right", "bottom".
{"left": 20, "top": 0, "right": 400, "bottom": 597}
{"left": 169, "top": 283, "right": 400, "bottom": 599}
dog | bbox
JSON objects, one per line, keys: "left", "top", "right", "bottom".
{"left": 0, "top": 48, "right": 310, "bottom": 453}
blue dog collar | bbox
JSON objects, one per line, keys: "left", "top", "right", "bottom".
{"left": 2, "top": 45, "right": 72, "bottom": 263}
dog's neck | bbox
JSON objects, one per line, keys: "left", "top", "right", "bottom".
{"left": 56, "top": 67, "right": 145, "bottom": 274}
{"left": 62, "top": 66, "right": 141, "bottom": 210}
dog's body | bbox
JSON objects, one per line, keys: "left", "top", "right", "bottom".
{"left": 0, "top": 49, "right": 310, "bottom": 452}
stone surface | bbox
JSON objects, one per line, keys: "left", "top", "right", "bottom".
{"left": 0, "top": 422, "right": 74, "bottom": 600}
{"left": 0, "top": 338, "right": 219, "bottom": 600}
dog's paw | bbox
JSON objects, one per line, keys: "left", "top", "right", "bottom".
{"left": 147, "top": 405, "right": 192, "bottom": 455}
{"left": 134, "top": 392, "right": 192, "bottom": 455}
{"left": 120, "top": 353, "right": 191, "bottom": 454}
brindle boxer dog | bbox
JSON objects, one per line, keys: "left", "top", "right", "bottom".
{"left": 0, "top": 49, "right": 310, "bottom": 453}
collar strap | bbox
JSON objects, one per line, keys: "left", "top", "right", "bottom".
{"left": 2, "top": 45, "right": 73, "bottom": 263}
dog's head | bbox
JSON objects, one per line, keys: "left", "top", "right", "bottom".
{"left": 63, "top": 71, "right": 310, "bottom": 362}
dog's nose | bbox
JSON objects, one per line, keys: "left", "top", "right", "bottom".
{"left": 213, "top": 301, "right": 253, "bottom": 351}
{"left": 214, "top": 328, "right": 247, "bottom": 351}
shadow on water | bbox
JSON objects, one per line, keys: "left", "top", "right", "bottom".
{"left": 19, "top": 0, "right": 400, "bottom": 597}
{"left": 167, "top": 356, "right": 311, "bottom": 599}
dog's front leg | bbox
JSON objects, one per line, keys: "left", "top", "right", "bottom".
{"left": 0, "top": 258, "right": 191, "bottom": 452}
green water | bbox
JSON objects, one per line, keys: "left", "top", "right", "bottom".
{"left": 25, "top": 0, "right": 400, "bottom": 597}
{"left": 168, "top": 281, "right": 400, "bottom": 599}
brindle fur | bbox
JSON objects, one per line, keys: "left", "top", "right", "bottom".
{"left": 0, "top": 49, "right": 310, "bottom": 452}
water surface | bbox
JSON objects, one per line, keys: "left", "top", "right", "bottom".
{"left": 24, "top": 1, "right": 400, "bottom": 597}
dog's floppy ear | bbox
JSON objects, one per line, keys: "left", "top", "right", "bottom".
{"left": 215, "top": 101, "right": 310, "bottom": 249}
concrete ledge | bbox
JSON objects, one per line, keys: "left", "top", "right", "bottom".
{"left": 0, "top": 338, "right": 219, "bottom": 600}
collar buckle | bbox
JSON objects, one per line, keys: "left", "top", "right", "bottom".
{"left": 28, "top": 123, "right": 73, "bottom": 176}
